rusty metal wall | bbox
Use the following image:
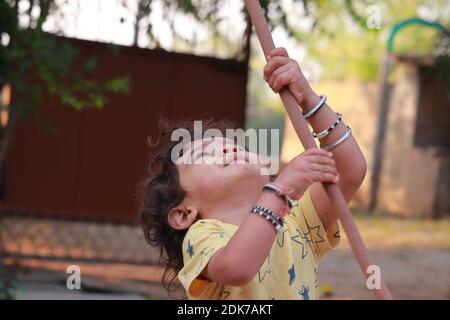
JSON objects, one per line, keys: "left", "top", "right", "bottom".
{"left": 1, "top": 37, "right": 248, "bottom": 223}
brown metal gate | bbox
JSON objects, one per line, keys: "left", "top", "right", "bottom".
{"left": 0, "top": 37, "right": 248, "bottom": 264}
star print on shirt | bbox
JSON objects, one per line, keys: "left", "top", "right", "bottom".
{"left": 195, "top": 247, "right": 215, "bottom": 273}
{"left": 258, "top": 256, "right": 271, "bottom": 283}
{"left": 313, "top": 267, "right": 319, "bottom": 288}
{"left": 333, "top": 230, "right": 341, "bottom": 240}
{"left": 209, "top": 231, "right": 226, "bottom": 238}
{"left": 219, "top": 291, "right": 230, "bottom": 300}
{"left": 288, "top": 264, "right": 296, "bottom": 286}
{"left": 288, "top": 202, "right": 299, "bottom": 218}
{"left": 187, "top": 239, "right": 194, "bottom": 258}
{"left": 299, "top": 285, "right": 310, "bottom": 300}
{"left": 258, "top": 268, "right": 271, "bottom": 283}
{"left": 276, "top": 228, "right": 289, "bottom": 247}
{"left": 303, "top": 216, "right": 325, "bottom": 244}
{"left": 290, "top": 228, "right": 309, "bottom": 259}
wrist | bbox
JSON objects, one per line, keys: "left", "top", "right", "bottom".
{"left": 274, "top": 177, "right": 307, "bottom": 200}
{"left": 263, "top": 183, "right": 294, "bottom": 208}
{"left": 272, "top": 178, "right": 293, "bottom": 194}
{"left": 300, "top": 91, "right": 320, "bottom": 113}
{"left": 258, "top": 191, "right": 287, "bottom": 216}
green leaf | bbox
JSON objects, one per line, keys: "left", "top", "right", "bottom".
{"left": 93, "top": 95, "right": 105, "bottom": 109}
{"left": 105, "top": 77, "right": 130, "bottom": 93}
{"left": 84, "top": 56, "right": 97, "bottom": 73}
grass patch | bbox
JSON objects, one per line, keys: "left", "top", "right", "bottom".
{"left": 338, "top": 211, "right": 450, "bottom": 250}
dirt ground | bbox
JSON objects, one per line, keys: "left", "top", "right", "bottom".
{"left": 320, "top": 248, "right": 450, "bottom": 299}
{"left": 319, "top": 214, "right": 450, "bottom": 299}
{"left": 5, "top": 214, "right": 450, "bottom": 300}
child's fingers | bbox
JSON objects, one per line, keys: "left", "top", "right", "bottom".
{"left": 268, "top": 47, "right": 289, "bottom": 59}
{"left": 269, "top": 65, "right": 291, "bottom": 92}
{"left": 304, "top": 155, "right": 336, "bottom": 167}
{"left": 268, "top": 64, "right": 290, "bottom": 85}
{"left": 309, "top": 163, "right": 339, "bottom": 176}
{"left": 292, "top": 149, "right": 332, "bottom": 166}
{"left": 272, "top": 69, "right": 295, "bottom": 93}
{"left": 304, "top": 148, "right": 333, "bottom": 158}
{"left": 317, "top": 172, "right": 340, "bottom": 184}
{"left": 263, "top": 56, "right": 291, "bottom": 81}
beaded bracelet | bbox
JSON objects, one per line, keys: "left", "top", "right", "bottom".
{"left": 313, "top": 113, "right": 343, "bottom": 140}
{"left": 303, "top": 94, "right": 327, "bottom": 119}
{"left": 321, "top": 126, "right": 352, "bottom": 151}
{"left": 250, "top": 205, "right": 283, "bottom": 232}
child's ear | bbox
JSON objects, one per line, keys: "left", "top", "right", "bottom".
{"left": 168, "top": 206, "right": 199, "bottom": 230}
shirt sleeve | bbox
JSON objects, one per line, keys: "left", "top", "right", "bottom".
{"left": 288, "top": 188, "right": 340, "bottom": 261}
{"left": 178, "top": 220, "right": 230, "bottom": 298}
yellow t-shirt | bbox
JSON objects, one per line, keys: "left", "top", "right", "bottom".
{"left": 177, "top": 189, "right": 340, "bottom": 300}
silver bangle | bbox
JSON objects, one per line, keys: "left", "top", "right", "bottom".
{"left": 321, "top": 126, "right": 352, "bottom": 151}
{"left": 262, "top": 183, "right": 294, "bottom": 209}
{"left": 313, "top": 113, "right": 343, "bottom": 140}
{"left": 303, "top": 94, "right": 327, "bottom": 119}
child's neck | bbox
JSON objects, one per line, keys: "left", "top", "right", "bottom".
{"left": 210, "top": 204, "right": 253, "bottom": 226}
{"left": 203, "top": 182, "right": 265, "bottom": 226}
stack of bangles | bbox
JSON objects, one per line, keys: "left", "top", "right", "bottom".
{"left": 303, "top": 94, "right": 353, "bottom": 151}
{"left": 250, "top": 183, "right": 293, "bottom": 232}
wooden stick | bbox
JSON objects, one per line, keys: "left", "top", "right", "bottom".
{"left": 244, "top": 0, "right": 392, "bottom": 300}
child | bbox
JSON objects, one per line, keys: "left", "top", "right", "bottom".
{"left": 140, "top": 47, "right": 367, "bottom": 300}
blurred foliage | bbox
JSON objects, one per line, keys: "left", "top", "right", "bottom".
{"left": 0, "top": 0, "right": 129, "bottom": 151}
{"left": 293, "top": 0, "right": 450, "bottom": 81}
{"left": 0, "top": 278, "right": 20, "bottom": 300}
{"left": 121, "top": 0, "right": 249, "bottom": 59}
{"left": 128, "top": 0, "right": 449, "bottom": 81}
{"left": 126, "top": 0, "right": 449, "bottom": 150}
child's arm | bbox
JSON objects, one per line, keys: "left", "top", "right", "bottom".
{"left": 203, "top": 149, "right": 338, "bottom": 286}
{"left": 202, "top": 192, "right": 282, "bottom": 286}
{"left": 263, "top": 47, "right": 367, "bottom": 231}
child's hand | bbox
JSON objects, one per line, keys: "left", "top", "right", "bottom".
{"left": 274, "top": 148, "right": 339, "bottom": 199}
{"left": 263, "top": 47, "right": 314, "bottom": 105}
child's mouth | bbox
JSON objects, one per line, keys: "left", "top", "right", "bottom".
{"left": 224, "top": 153, "right": 249, "bottom": 166}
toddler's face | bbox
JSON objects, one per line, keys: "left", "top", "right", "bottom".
{"left": 176, "top": 137, "right": 269, "bottom": 211}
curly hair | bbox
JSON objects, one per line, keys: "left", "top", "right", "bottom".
{"left": 138, "top": 118, "right": 236, "bottom": 294}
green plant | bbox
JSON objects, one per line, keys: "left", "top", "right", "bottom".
{"left": 0, "top": 0, "right": 130, "bottom": 165}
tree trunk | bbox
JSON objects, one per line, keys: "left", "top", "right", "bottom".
{"left": 369, "top": 55, "right": 392, "bottom": 212}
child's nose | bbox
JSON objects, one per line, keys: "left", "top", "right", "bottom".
{"left": 223, "top": 146, "right": 238, "bottom": 154}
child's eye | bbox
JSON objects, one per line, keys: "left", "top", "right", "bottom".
{"left": 201, "top": 153, "right": 209, "bottom": 157}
